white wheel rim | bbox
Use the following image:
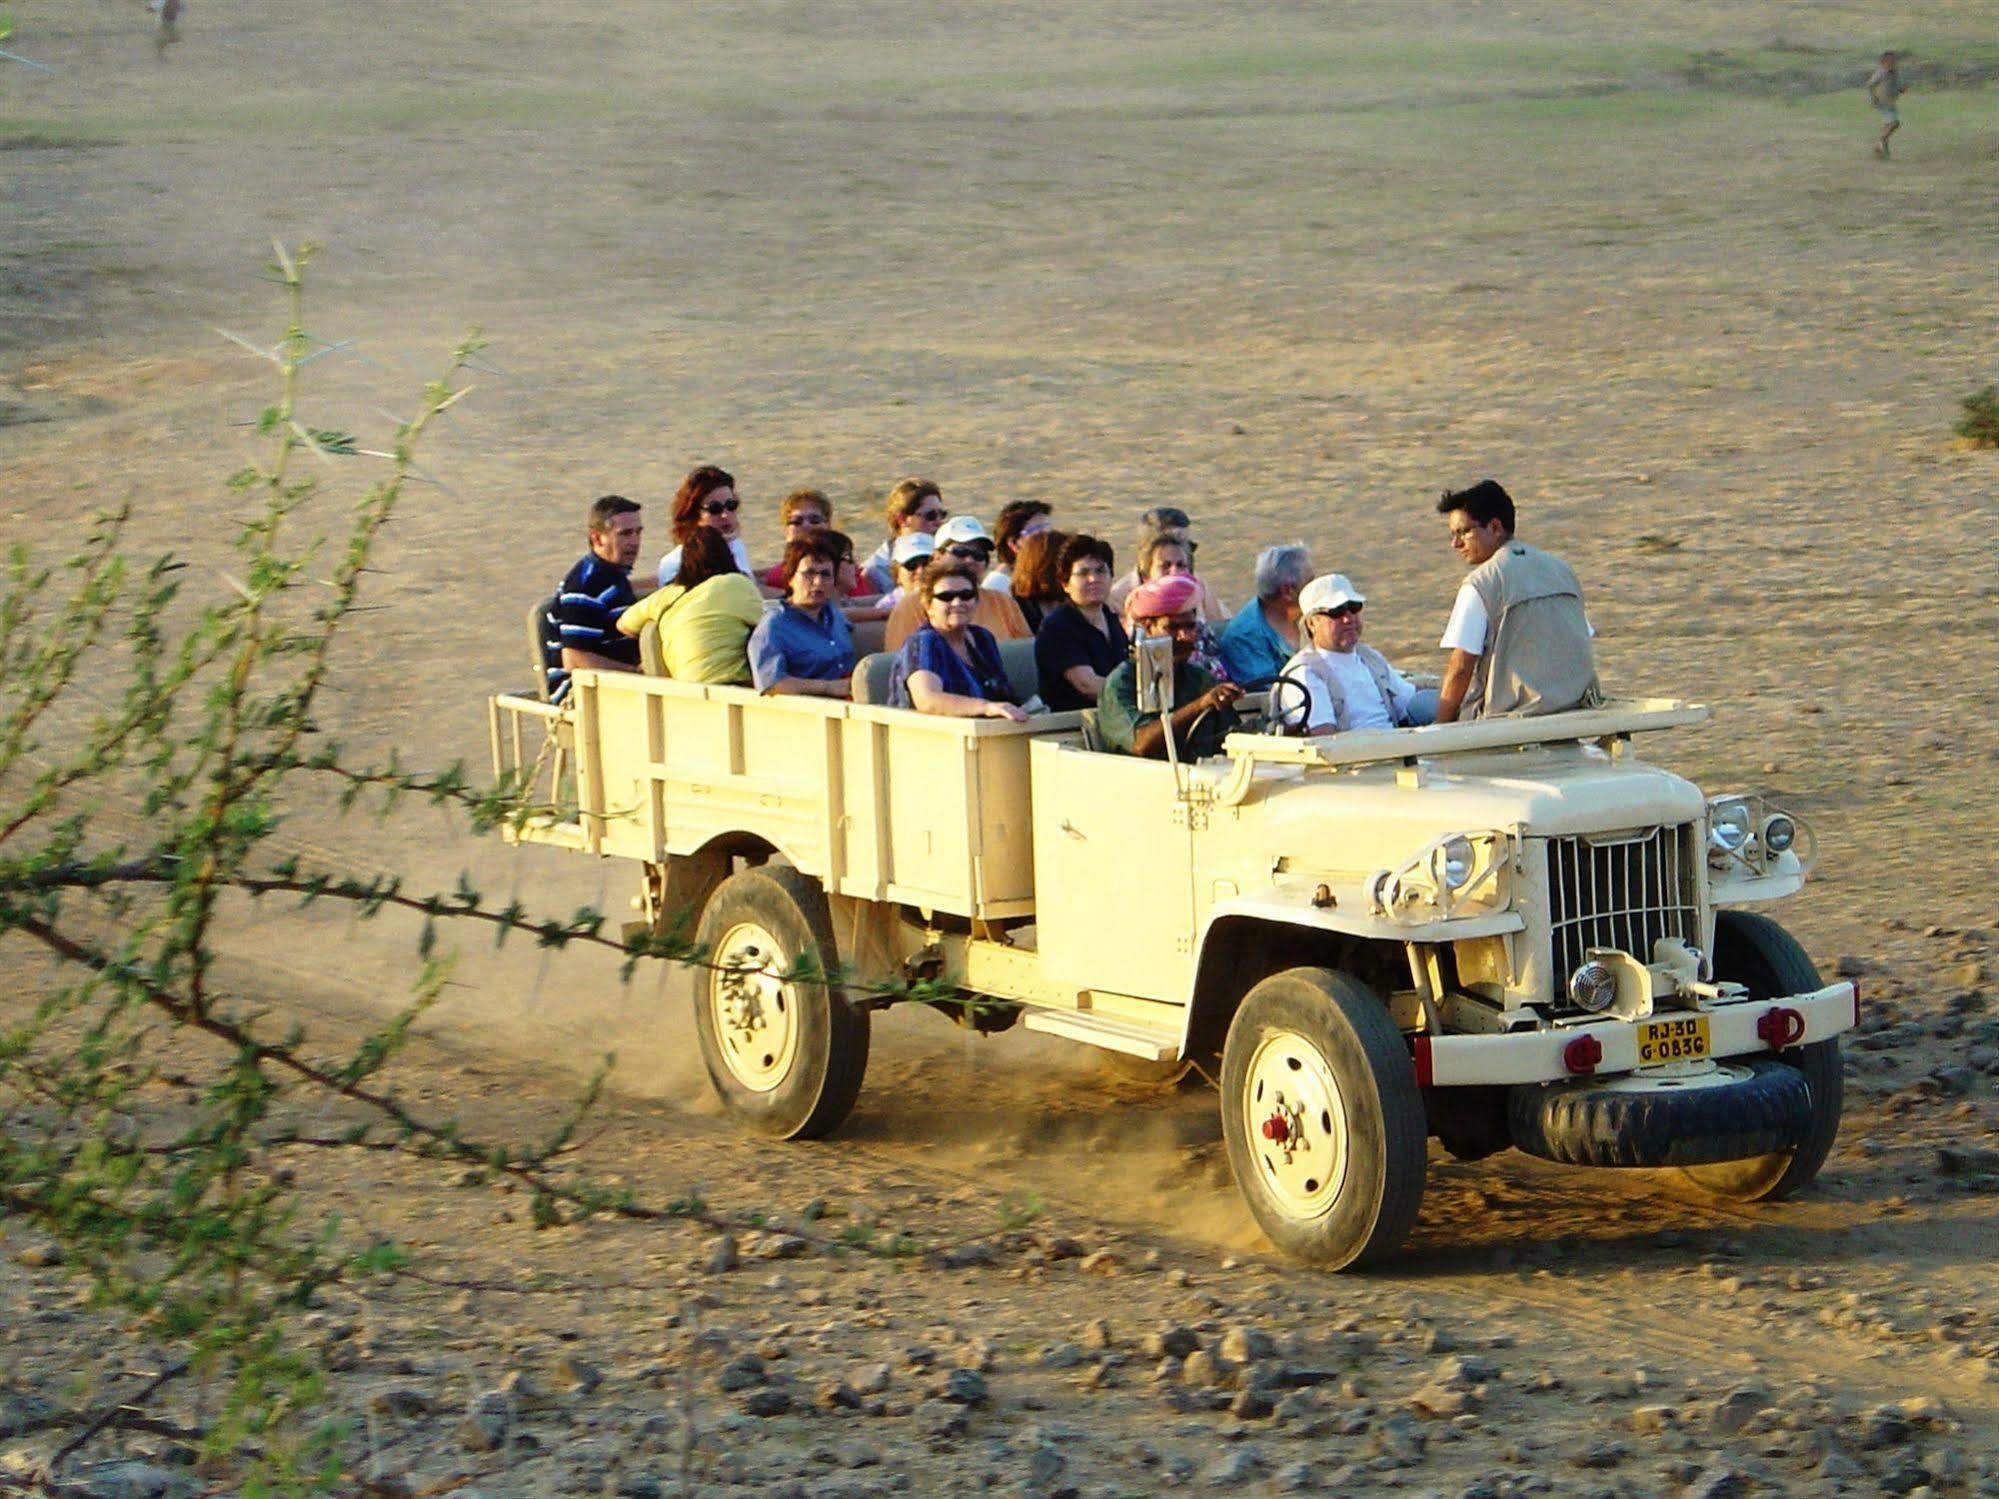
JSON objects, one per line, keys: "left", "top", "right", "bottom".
{"left": 709, "top": 920, "right": 802, "bottom": 1093}
{"left": 1242, "top": 1030, "right": 1349, "bottom": 1220}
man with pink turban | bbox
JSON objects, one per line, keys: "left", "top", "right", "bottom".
{"left": 1097, "top": 574, "right": 1246, "bottom": 759}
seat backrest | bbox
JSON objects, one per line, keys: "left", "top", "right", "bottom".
{"left": 852, "top": 651, "right": 896, "bottom": 706}
{"left": 638, "top": 619, "right": 666, "bottom": 677}
{"left": 1077, "top": 707, "right": 1104, "bottom": 752}
{"left": 997, "top": 636, "right": 1039, "bottom": 703}
{"left": 849, "top": 615, "right": 888, "bottom": 660}
{"left": 528, "top": 594, "right": 557, "bottom": 701}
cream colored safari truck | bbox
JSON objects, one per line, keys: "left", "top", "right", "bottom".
{"left": 491, "top": 642, "right": 1854, "bottom": 1270}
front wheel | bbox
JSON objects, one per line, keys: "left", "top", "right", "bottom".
{"left": 1678, "top": 910, "right": 1843, "bottom": 1201}
{"left": 693, "top": 866, "right": 869, "bottom": 1140}
{"left": 1220, "top": 967, "right": 1427, "bottom": 1269}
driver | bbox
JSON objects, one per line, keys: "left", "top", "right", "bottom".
{"left": 1097, "top": 575, "right": 1244, "bottom": 759}
{"left": 1276, "top": 574, "right": 1434, "bottom": 734}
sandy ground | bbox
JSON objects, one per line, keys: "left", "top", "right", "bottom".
{"left": 5, "top": 0, "right": 1999, "bottom": 1492}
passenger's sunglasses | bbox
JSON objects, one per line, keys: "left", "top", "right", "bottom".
{"left": 947, "top": 544, "right": 991, "bottom": 561}
{"left": 930, "top": 588, "right": 978, "bottom": 604}
{"left": 702, "top": 497, "right": 741, "bottom": 515}
{"left": 914, "top": 506, "right": 948, "bottom": 522}
{"left": 1320, "top": 603, "right": 1363, "bottom": 619}
{"left": 785, "top": 513, "right": 827, "bottom": 528}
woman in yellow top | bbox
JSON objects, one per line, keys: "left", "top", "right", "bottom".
{"left": 616, "top": 528, "right": 764, "bottom": 684}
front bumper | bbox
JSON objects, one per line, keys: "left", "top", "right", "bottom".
{"left": 1412, "top": 981, "right": 1857, "bottom": 1087}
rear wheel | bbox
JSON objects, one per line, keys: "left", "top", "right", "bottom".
{"left": 1678, "top": 910, "right": 1843, "bottom": 1201}
{"left": 693, "top": 866, "right": 869, "bottom": 1140}
{"left": 1219, "top": 967, "right": 1426, "bottom": 1269}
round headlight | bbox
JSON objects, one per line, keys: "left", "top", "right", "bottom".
{"left": 1709, "top": 800, "right": 1752, "bottom": 854}
{"left": 1761, "top": 814, "right": 1796, "bottom": 854}
{"left": 1439, "top": 836, "right": 1475, "bottom": 891}
{"left": 1568, "top": 961, "right": 1617, "bottom": 1013}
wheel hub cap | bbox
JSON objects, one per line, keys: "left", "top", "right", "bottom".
{"left": 1242, "top": 1031, "right": 1349, "bottom": 1218}
{"left": 710, "top": 920, "right": 801, "bottom": 1092}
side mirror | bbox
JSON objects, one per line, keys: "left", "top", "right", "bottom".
{"left": 1133, "top": 632, "right": 1176, "bottom": 715}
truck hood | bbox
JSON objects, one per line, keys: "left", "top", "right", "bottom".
{"left": 1235, "top": 743, "right": 1706, "bottom": 851}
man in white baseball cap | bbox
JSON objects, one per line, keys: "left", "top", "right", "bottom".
{"left": 884, "top": 515, "right": 1032, "bottom": 648}
{"left": 1275, "top": 574, "right": 1435, "bottom": 735}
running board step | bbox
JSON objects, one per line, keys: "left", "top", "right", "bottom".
{"left": 1021, "top": 1009, "right": 1180, "bottom": 1060}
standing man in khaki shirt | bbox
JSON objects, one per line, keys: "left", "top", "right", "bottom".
{"left": 1434, "top": 480, "right": 1600, "bottom": 723}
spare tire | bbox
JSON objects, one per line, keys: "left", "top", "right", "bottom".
{"left": 1509, "top": 1058, "right": 1812, "bottom": 1169}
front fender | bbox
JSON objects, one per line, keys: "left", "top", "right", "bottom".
{"left": 1199, "top": 890, "right": 1525, "bottom": 949}
{"left": 1181, "top": 893, "right": 1524, "bottom": 1053}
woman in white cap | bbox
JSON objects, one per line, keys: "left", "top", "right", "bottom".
{"left": 878, "top": 532, "right": 937, "bottom": 611}
{"left": 1275, "top": 574, "right": 1434, "bottom": 735}
{"left": 883, "top": 516, "right": 1030, "bottom": 648}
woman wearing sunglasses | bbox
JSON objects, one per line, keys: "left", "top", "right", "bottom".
{"left": 859, "top": 478, "right": 949, "bottom": 595}
{"left": 886, "top": 560, "right": 1029, "bottom": 722}
{"left": 657, "top": 464, "right": 753, "bottom": 588}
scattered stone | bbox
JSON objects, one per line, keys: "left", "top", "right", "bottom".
{"left": 1570, "top": 1442, "right": 1628, "bottom": 1469}
{"left": 1025, "top": 1444, "right": 1065, "bottom": 1486}
{"left": 850, "top": 1362, "right": 892, "bottom": 1395}
{"left": 1220, "top": 1326, "right": 1278, "bottom": 1363}
{"left": 1835, "top": 955, "right": 1869, "bottom": 978}
{"left": 1039, "top": 1342, "right": 1087, "bottom": 1369}
{"left": 1683, "top": 1465, "right": 1745, "bottom": 1499}
{"left": 1631, "top": 1404, "right": 1678, "bottom": 1433}
{"left": 754, "top": 1233, "right": 811, "bottom": 1261}
{"left": 1077, "top": 1249, "right": 1121, "bottom": 1274}
{"left": 1374, "top": 1413, "right": 1428, "bottom": 1465}
{"left": 1274, "top": 1459, "right": 1318, "bottom": 1492}
{"left": 933, "top": 1242, "right": 998, "bottom": 1269}
{"left": 456, "top": 1414, "right": 505, "bottom": 1453}
{"left": 1437, "top": 1354, "right": 1501, "bottom": 1388}
{"left": 1710, "top": 1387, "right": 1772, "bottom": 1435}
{"left": 700, "top": 1234, "right": 739, "bottom": 1273}
{"left": 1230, "top": 1387, "right": 1277, "bottom": 1420}
{"left": 914, "top": 1398, "right": 970, "bottom": 1438}
{"left": 550, "top": 1353, "right": 603, "bottom": 1395}
{"left": 1182, "top": 1350, "right": 1237, "bottom": 1389}
{"left": 15, "top": 1242, "right": 63, "bottom": 1269}
{"left": 78, "top": 1461, "right": 194, "bottom": 1499}
{"left": 714, "top": 1355, "right": 767, "bottom": 1393}
{"left": 740, "top": 1387, "right": 791, "bottom": 1417}
{"left": 1204, "top": 1446, "right": 1269, "bottom": 1484}
{"left": 368, "top": 1386, "right": 432, "bottom": 1418}
{"left": 1079, "top": 1318, "right": 1114, "bottom": 1349}
{"left": 1409, "top": 1384, "right": 1474, "bottom": 1418}
{"left": 1143, "top": 1326, "right": 1201, "bottom": 1360}
{"left": 816, "top": 1380, "right": 862, "bottom": 1411}
{"left": 935, "top": 1368, "right": 989, "bottom": 1406}
{"left": 1939, "top": 1146, "right": 1999, "bottom": 1175}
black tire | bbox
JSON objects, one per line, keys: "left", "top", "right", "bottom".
{"left": 692, "top": 866, "right": 869, "bottom": 1140}
{"left": 1509, "top": 1057, "right": 1813, "bottom": 1168}
{"left": 1678, "top": 910, "right": 1843, "bottom": 1200}
{"left": 1219, "top": 967, "right": 1427, "bottom": 1270}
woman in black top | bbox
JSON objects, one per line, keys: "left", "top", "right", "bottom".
{"left": 1034, "top": 534, "right": 1128, "bottom": 712}
{"left": 1010, "top": 528, "right": 1069, "bottom": 634}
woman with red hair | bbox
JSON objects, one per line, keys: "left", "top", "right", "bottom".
{"left": 656, "top": 464, "right": 753, "bottom": 588}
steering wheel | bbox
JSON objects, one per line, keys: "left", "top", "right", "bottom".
{"left": 1262, "top": 670, "right": 1314, "bottom": 737}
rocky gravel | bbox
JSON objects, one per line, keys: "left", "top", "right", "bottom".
{"left": 4, "top": 931, "right": 1997, "bottom": 1497}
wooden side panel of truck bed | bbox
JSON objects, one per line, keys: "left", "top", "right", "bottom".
{"left": 551, "top": 671, "right": 1076, "bottom": 921}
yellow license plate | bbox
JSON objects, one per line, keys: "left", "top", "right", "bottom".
{"left": 1636, "top": 1014, "right": 1710, "bottom": 1066}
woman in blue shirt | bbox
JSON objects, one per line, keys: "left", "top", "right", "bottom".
{"left": 888, "top": 561, "right": 1029, "bottom": 722}
{"left": 748, "top": 535, "right": 855, "bottom": 697}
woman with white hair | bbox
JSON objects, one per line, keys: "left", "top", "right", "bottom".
{"left": 1218, "top": 542, "right": 1312, "bottom": 689}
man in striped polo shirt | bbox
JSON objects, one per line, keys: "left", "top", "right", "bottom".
{"left": 542, "top": 495, "right": 644, "bottom": 703}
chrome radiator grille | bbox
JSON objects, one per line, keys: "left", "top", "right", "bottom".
{"left": 1546, "top": 825, "right": 1699, "bottom": 985}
